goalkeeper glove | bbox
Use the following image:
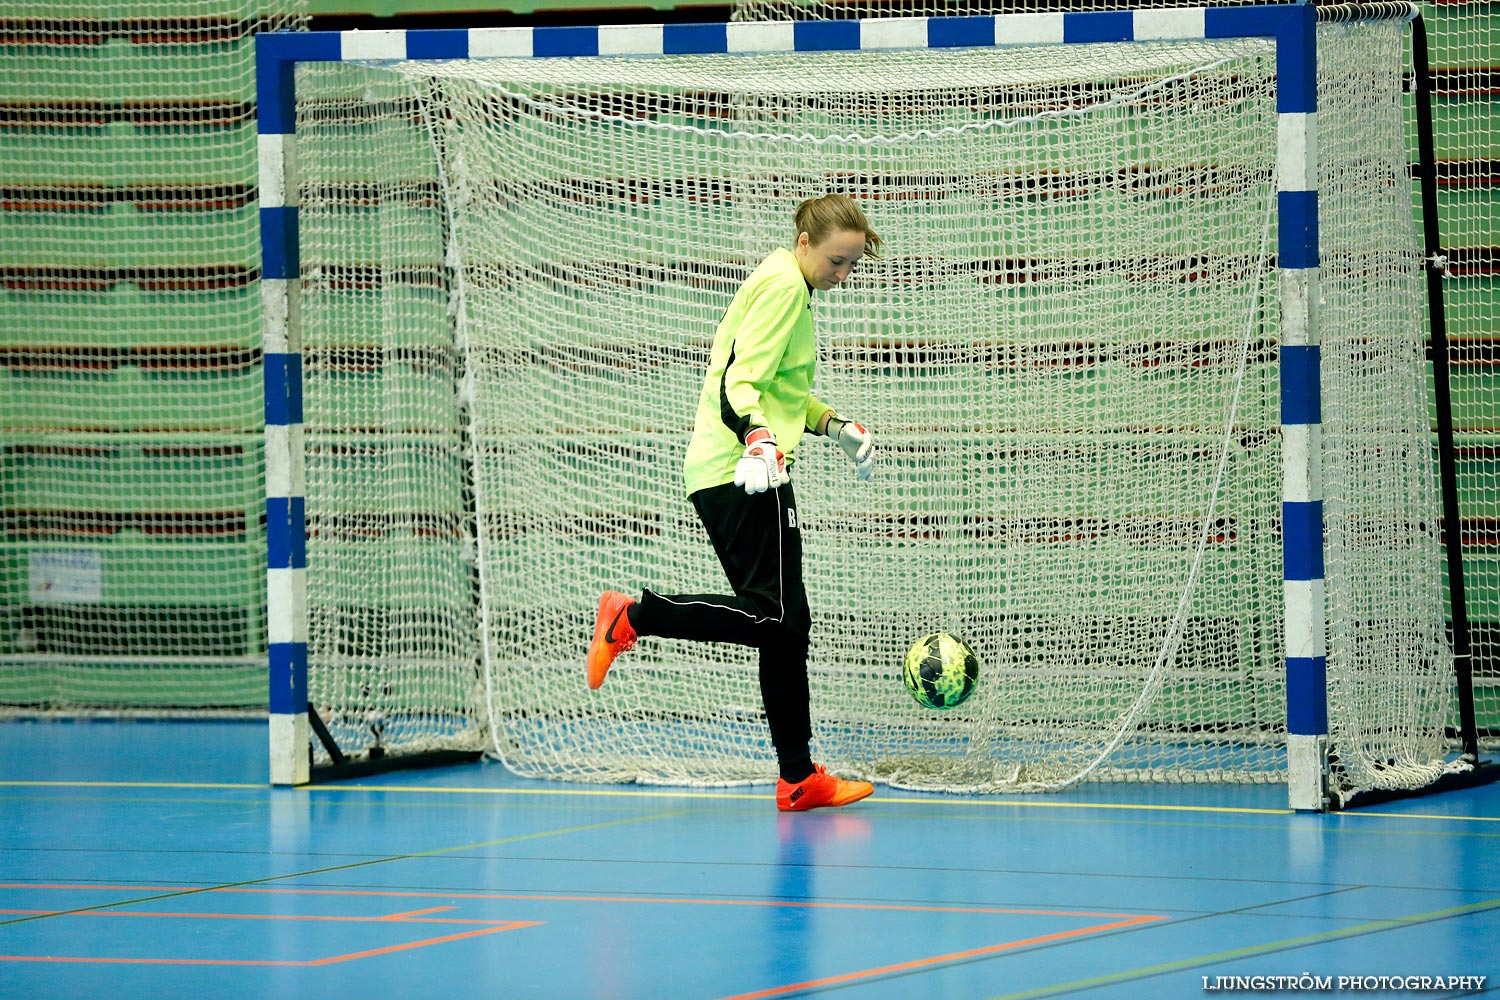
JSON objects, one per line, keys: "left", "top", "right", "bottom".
{"left": 826, "top": 415, "right": 874, "bottom": 481}
{"left": 734, "top": 426, "right": 789, "bottom": 495}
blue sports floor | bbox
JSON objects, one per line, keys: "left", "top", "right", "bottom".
{"left": 1, "top": 720, "right": 1496, "bottom": 999}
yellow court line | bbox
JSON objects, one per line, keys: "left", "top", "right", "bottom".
{"left": 6, "top": 778, "right": 1499, "bottom": 821}
{"left": 1349, "top": 808, "right": 1500, "bottom": 823}
{"left": 876, "top": 796, "right": 1293, "bottom": 816}
{"left": 12, "top": 780, "right": 1281, "bottom": 814}
{"left": 0, "top": 781, "right": 261, "bottom": 791}
{"left": 276, "top": 782, "right": 1299, "bottom": 816}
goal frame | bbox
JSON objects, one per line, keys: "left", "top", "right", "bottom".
{"left": 256, "top": 3, "right": 1369, "bottom": 807}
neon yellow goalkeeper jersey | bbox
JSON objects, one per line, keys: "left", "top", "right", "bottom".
{"left": 684, "top": 247, "right": 834, "bottom": 495}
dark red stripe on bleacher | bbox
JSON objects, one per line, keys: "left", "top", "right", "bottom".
{"left": 0, "top": 266, "right": 256, "bottom": 291}
{"left": 0, "top": 101, "right": 253, "bottom": 128}
{"left": 0, "top": 17, "right": 292, "bottom": 46}
{"left": 1429, "top": 67, "right": 1500, "bottom": 97}
{"left": 0, "top": 346, "right": 259, "bottom": 372}
{"left": 1429, "top": 246, "right": 1500, "bottom": 276}
{"left": 1, "top": 185, "right": 255, "bottom": 212}
{"left": 2, "top": 510, "right": 250, "bottom": 537}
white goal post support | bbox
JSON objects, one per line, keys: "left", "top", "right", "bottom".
{"left": 257, "top": 3, "right": 1450, "bottom": 807}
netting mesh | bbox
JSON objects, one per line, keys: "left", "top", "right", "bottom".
{"left": 294, "top": 19, "right": 1452, "bottom": 794}
{"left": 732, "top": 0, "right": 1270, "bottom": 21}
{"left": 0, "top": 2, "right": 305, "bottom": 713}
{"left": 1319, "top": 20, "right": 1455, "bottom": 796}
{"left": 293, "top": 67, "right": 485, "bottom": 756}
{"left": 1418, "top": 2, "right": 1500, "bottom": 754}
{"left": 722, "top": 0, "right": 1495, "bottom": 769}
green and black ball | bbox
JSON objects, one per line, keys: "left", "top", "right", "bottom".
{"left": 903, "top": 632, "right": 979, "bottom": 710}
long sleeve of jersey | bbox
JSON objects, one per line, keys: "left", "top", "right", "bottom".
{"left": 684, "top": 248, "right": 826, "bottom": 495}
{"left": 718, "top": 275, "right": 806, "bottom": 442}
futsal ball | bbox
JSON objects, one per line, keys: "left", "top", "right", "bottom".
{"left": 903, "top": 632, "right": 979, "bottom": 710}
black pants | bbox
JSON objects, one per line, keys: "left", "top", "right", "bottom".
{"left": 628, "top": 481, "right": 811, "bottom": 764}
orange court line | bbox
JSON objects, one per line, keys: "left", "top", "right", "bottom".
{"left": 1, "top": 882, "right": 1170, "bottom": 983}
{"left": 718, "top": 913, "right": 1168, "bottom": 1000}
{"left": 379, "top": 906, "right": 455, "bottom": 920}
{"left": 1, "top": 887, "right": 543, "bottom": 966}
{"left": 0, "top": 921, "right": 540, "bottom": 967}
{"left": 304, "top": 924, "right": 543, "bottom": 966}
{"left": 1, "top": 908, "right": 496, "bottom": 925}
{"left": 0, "top": 883, "right": 1157, "bottom": 920}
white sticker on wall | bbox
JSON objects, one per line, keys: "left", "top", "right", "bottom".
{"left": 29, "top": 550, "right": 104, "bottom": 604}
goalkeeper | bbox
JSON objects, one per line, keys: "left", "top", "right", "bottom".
{"left": 586, "top": 193, "right": 880, "bottom": 812}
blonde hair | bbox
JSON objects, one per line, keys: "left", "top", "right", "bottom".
{"left": 794, "top": 193, "right": 882, "bottom": 260}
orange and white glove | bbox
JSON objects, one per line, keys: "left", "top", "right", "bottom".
{"left": 734, "top": 426, "right": 789, "bottom": 495}
{"left": 826, "top": 415, "right": 874, "bottom": 481}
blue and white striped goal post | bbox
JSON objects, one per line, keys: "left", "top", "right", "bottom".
{"left": 257, "top": 2, "right": 1337, "bottom": 806}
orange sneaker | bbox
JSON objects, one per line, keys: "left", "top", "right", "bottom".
{"left": 587, "top": 590, "right": 637, "bottom": 690}
{"left": 776, "top": 764, "right": 874, "bottom": 812}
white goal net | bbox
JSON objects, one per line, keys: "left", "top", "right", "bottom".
{"left": 289, "top": 15, "right": 1454, "bottom": 797}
